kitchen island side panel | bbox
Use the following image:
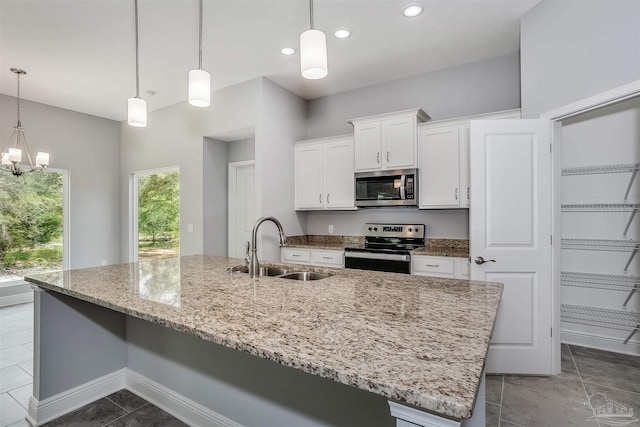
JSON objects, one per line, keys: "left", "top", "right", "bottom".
{"left": 36, "top": 291, "right": 127, "bottom": 400}
{"left": 126, "top": 315, "right": 395, "bottom": 427}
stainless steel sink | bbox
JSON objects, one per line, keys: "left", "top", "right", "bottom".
{"left": 278, "top": 272, "right": 333, "bottom": 281}
{"left": 231, "top": 265, "right": 332, "bottom": 281}
{"left": 234, "top": 266, "right": 294, "bottom": 277}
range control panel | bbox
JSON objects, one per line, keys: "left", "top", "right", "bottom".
{"left": 363, "top": 223, "right": 425, "bottom": 239}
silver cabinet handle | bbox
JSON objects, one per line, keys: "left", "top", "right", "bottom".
{"left": 467, "top": 187, "right": 470, "bottom": 201}
{"left": 475, "top": 256, "right": 496, "bottom": 265}
{"left": 455, "top": 188, "right": 458, "bottom": 200}
{"left": 425, "top": 264, "right": 440, "bottom": 268}
{"left": 387, "top": 151, "right": 390, "bottom": 162}
{"left": 322, "top": 256, "right": 332, "bottom": 260}
{"left": 327, "top": 194, "right": 330, "bottom": 204}
{"left": 292, "top": 254, "right": 301, "bottom": 257}
{"left": 319, "top": 194, "right": 322, "bottom": 204}
{"left": 377, "top": 152, "right": 380, "bottom": 164}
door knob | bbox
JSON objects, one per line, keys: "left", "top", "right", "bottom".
{"left": 475, "top": 256, "right": 496, "bottom": 265}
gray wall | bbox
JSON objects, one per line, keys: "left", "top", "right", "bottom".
{"left": 228, "top": 137, "right": 255, "bottom": 163}
{"left": 0, "top": 94, "right": 121, "bottom": 269}
{"left": 203, "top": 137, "right": 230, "bottom": 256}
{"left": 126, "top": 316, "right": 394, "bottom": 427}
{"left": 306, "top": 54, "right": 521, "bottom": 139}
{"left": 36, "top": 291, "right": 126, "bottom": 400}
{"left": 255, "top": 79, "right": 308, "bottom": 261}
{"left": 120, "top": 79, "right": 261, "bottom": 261}
{"left": 303, "top": 55, "right": 521, "bottom": 239}
{"left": 520, "top": 0, "right": 640, "bottom": 118}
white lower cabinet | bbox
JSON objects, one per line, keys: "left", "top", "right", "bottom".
{"left": 412, "top": 255, "right": 470, "bottom": 279}
{"left": 282, "top": 248, "right": 344, "bottom": 268}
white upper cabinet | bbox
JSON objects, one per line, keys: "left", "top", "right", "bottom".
{"left": 350, "top": 109, "right": 430, "bottom": 172}
{"left": 417, "top": 110, "right": 521, "bottom": 209}
{"left": 418, "top": 124, "right": 469, "bottom": 209}
{"left": 294, "top": 135, "right": 356, "bottom": 211}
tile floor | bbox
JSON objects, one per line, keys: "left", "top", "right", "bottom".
{"left": 1, "top": 302, "right": 639, "bottom": 427}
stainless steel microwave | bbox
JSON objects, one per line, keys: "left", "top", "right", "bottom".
{"left": 355, "top": 168, "right": 418, "bottom": 207}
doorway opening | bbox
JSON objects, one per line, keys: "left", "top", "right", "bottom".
{"left": 131, "top": 167, "right": 180, "bottom": 262}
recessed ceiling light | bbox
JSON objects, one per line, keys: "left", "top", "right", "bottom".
{"left": 403, "top": 4, "right": 423, "bottom": 17}
{"left": 280, "top": 47, "right": 296, "bottom": 55}
{"left": 334, "top": 28, "right": 351, "bottom": 39}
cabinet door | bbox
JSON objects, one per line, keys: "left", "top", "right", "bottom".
{"left": 295, "top": 144, "right": 324, "bottom": 209}
{"left": 384, "top": 116, "right": 416, "bottom": 168}
{"left": 418, "top": 125, "right": 462, "bottom": 208}
{"left": 324, "top": 138, "right": 355, "bottom": 209}
{"left": 460, "top": 124, "right": 470, "bottom": 207}
{"left": 354, "top": 122, "right": 382, "bottom": 171}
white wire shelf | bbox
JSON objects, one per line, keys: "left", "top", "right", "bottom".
{"left": 561, "top": 271, "right": 639, "bottom": 306}
{"left": 561, "top": 239, "right": 640, "bottom": 271}
{"left": 562, "top": 163, "right": 640, "bottom": 176}
{"left": 561, "top": 304, "right": 640, "bottom": 344}
{"left": 561, "top": 239, "right": 639, "bottom": 251}
{"left": 561, "top": 203, "right": 640, "bottom": 212}
{"left": 562, "top": 163, "right": 639, "bottom": 201}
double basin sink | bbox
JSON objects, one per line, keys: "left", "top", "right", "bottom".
{"left": 233, "top": 265, "right": 332, "bottom": 281}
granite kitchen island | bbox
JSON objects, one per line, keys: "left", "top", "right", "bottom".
{"left": 25, "top": 255, "right": 502, "bottom": 427}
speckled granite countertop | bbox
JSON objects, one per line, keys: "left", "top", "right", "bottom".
{"left": 25, "top": 255, "right": 500, "bottom": 420}
{"left": 286, "top": 235, "right": 470, "bottom": 257}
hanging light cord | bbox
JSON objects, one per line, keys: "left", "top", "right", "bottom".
{"left": 309, "top": 0, "right": 314, "bottom": 29}
{"left": 198, "top": 0, "right": 203, "bottom": 70}
{"left": 16, "top": 72, "right": 21, "bottom": 127}
{"left": 134, "top": 0, "right": 140, "bottom": 98}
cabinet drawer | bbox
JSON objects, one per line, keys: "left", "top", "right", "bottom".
{"left": 281, "top": 248, "right": 311, "bottom": 263}
{"left": 412, "top": 256, "right": 454, "bottom": 275}
{"left": 311, "top": 250, "right": 343, "bottom": 267}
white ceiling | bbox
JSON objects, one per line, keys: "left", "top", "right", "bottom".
{"left": 0, "top": 0, "right": 541, "bottom": 122}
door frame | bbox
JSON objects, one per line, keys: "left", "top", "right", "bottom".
{"left": 541, "top": 80, "right": 640, "bottom": 374}
{"left": 228, "top": 160, "right": 256, "bottom": 258}
{"left": 129, "top": 166, "right": 180, "bottom": 263}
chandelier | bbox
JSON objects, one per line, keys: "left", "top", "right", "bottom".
{"left": 1, "top": 68, "right": 50, "bottom": 176}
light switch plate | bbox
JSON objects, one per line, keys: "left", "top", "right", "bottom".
{"left": 328, "top": 225, "right": 334, "bottom": 234}
{"left": 188, "top": 224, "right": 194, "bottom": 233}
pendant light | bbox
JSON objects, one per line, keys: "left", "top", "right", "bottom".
{"left": 188, "top": 0, "right": 211, "bottom": 107}
{"left": 300, "top": 0, "right": 328, "bottom": 80}
{"left": 128, "top": 0, "right": 147, "bottom": 127}
{"left": 1, "top": 68, "right": 50, "bottom": 176}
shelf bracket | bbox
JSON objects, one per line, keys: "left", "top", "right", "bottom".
{"left": 624, "top": 168, "right": 639, "bottom": 201}
{"left": 623, "top": 247, "right": 639, "bottom": 272}
{"left": 622, "top": 285, "right": 639, "bottom": 307}
{"left": 623, "top": 209, "right": 639, "bottom": 237}
{"left": 623, "top": 324, "right": 639, "bottom": 344}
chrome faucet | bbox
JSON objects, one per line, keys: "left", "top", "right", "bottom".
{"left": 249, "top": 216, "right": 287, "bottom": 278}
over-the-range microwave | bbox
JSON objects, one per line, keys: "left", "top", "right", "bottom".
{"left": 355, "top": 168, "right": 417, "bottom": 207}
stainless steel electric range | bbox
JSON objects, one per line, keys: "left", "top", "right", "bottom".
{"left": 344, "top": 223, "right": 425, "bottom": 274}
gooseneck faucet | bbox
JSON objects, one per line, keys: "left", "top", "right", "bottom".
{"left": 249, "top": 216, "right": 287, "bottom": 278}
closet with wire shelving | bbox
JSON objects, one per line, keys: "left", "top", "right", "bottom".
{"left": 560, "top": 97, "right": 640, "bottom": 355}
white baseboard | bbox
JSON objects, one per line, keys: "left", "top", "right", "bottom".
{"left": 0, "top": 291, "right": 34, "bottom": 307}
{"left": 26, "top": 368, "right": 243, "bottom": 427}
{"left": 27, "top": 368, "right": 127, "bottom": 426}
{"left": 126, "top": 369, "right": 243, "bottom": 427}
{"left": 562, "top": 330, "right": 640, "bottom": 357}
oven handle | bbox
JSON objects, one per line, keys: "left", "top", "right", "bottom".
{"left": 344, "top": 252, "right": 410, "bottom": 262}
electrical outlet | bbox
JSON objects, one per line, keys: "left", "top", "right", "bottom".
{"left": 328, "top": 225, "right": 334, "bottom": 234}
{"left": 188, "top": 224, "right": 194, "bottom": 233}
{"left": 101, "top": 260, "right": 107, "bottom": 266}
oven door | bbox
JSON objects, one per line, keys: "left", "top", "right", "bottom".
{"left": 355, "top": 169, "right": 417, "bottom": 207}
{"left": 344, "top": 251, "right": 411, "bottom": 274}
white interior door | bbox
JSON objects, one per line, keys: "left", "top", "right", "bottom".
{"left": 228, "top": 161, "right": 255, "bottom": 259}
{"left": 470, "top": 119, "right": 553, "bottom": 374}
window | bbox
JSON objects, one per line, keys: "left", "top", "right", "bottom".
{"left": 132, "top": 168, "right": 180, "bottom": 261}
{"left": 0, "top": 170, "right": 67, "bottom": 282}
